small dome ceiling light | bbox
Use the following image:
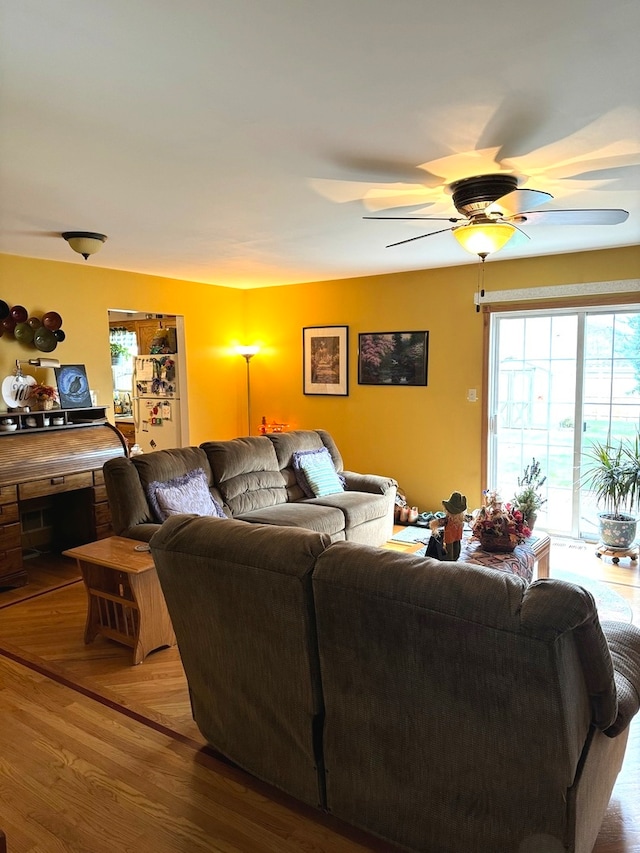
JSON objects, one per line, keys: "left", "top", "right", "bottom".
{"left": 62, "top": 231, "right": 108, "bottom": 260}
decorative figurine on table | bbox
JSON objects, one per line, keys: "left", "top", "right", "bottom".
{"left": 429, "top": 491, "right": 468, "bottom": 561}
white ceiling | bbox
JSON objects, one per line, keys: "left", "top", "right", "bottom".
{"left": 1, "top": 0, "right": 639, "bottom": 289}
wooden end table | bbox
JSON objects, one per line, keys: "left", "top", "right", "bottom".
{"left": 528, "top": 531, "right": 551, "bottom": 578}
{"left": 63, "top": 536, "right": 176, "bottom": 665}
{"left": 459, "top": 530, "right": 551, "bottom": 580}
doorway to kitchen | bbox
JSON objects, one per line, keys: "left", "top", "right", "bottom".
{"left": 108, "top": 310, "right": 188, "bottom": 453}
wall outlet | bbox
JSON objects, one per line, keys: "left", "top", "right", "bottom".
{"left": 467, "top": 388, "right": 477, "bottom": 402}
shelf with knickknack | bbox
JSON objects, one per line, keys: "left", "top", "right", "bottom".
{"left": 0, "top": 406, "right": 109, "bottom": 435}
{"left": 258, "top": 416, "right": 290, "bottom": 434}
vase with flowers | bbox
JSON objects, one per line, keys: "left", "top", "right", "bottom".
{"left": 472, "top": 490, "right": 531, "bottom": 553}
{"left": 29, "top": 384, "right": 59, "bottom": 411}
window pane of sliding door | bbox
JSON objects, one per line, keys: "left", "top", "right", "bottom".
{"left": 489, "top": 312, "right": 578, "bottom": 537}
{"left": 491, "top": 306, "right": 640, "bottom": 541}
{"left": 580, "top": 310, "right": 640, "bottom": 539}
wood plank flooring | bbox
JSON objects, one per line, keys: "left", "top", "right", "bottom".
{"left": 0, "top": 539, "right": 638, "bottom": 852}
{"left": 0, "top": 655, "right": 382, "bottom": 853}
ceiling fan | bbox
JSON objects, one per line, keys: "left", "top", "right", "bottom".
{"left": 364, "top": 173, "right": 629, "bottom": 258}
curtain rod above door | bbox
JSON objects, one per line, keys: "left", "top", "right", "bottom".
{"left": 475, "top": 279, "right": 639, "bottom": 308}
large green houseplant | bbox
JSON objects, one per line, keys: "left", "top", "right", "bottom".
{"left": 581, "top": 435, "right": 640, "bottom": 549}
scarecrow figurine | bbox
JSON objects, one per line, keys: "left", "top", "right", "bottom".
{"left": 430, "top": 491, "right": 467, "bottom": 561}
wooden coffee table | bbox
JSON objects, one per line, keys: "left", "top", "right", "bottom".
{"left": 63, "top": 536, "right": 176, "bottom": 665}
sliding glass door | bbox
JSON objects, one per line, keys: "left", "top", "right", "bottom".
{"left": 488, "top": 306, "right": 640, "bottom": 539}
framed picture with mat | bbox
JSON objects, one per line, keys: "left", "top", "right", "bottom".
{"left": 303, "top": 325, "right": 349, "bottom": 396}
{"left": 54, "top": 364, "right": 92, "bottom": 408}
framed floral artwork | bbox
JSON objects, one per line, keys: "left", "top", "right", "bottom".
{"left": 303, "top": 326, "right": 348, "bottom": 396}
{"left": 358, "top": 331, "right": 429, "bottom": 386}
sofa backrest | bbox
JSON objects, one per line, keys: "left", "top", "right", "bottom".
{"left": 267, "top": 429, "right": 344, "bottom": 501}
{"left": 312, "top": 542, "right": 618, "bottom": 853}
{"left": 200, "top": 436, "right": 288, "bottom": 515}
{"left": 149, "top": 514, "right": 331, "bottom": 808}
{"left": 130, "top": 446, "right": 212, "bottom": 498}
{"left": 104, "top": 447, "right": 217, "bottom": 538}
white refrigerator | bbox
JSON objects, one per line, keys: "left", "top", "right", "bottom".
{"left": 133, "top": 355, "right": 182, "bottom": 452}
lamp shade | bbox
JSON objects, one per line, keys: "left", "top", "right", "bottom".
{"left": 62, "top": 231, "right": 107, "bottom": 260}
{"left": 236, "top": 345, "right": 259, "bottom": 360}
{"left": 452, "top": 222, "right": 516, "bottom": 257}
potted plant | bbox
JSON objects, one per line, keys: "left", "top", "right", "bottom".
{"left": 110, "top": 342, "right": 129, "bottom": 364}
{"left": 512, "top": 457, "right": 547, "bottom": 531}
{"left": 581, "top": 435, "right": 640, "bottom": 549}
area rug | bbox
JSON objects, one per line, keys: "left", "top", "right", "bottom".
{"left": 551, "top": 570, "right": 633, "bottom": 623}
{"left": 390, "top": 525, "right": 431, "bottom": 544}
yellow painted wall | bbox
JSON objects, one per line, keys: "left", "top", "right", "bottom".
{"left": 0, "top": 253, "right": 247, "bottom": 443}
{"left": 246, "top": 246, "right": 640, "bottom": 512}
{"left": 2, "top": 246, "right": 638, "bottom": 514}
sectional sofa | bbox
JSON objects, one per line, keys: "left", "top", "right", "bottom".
{"left": 149, "top": 513, "right": 640, "bottom": 853}
{"left": 103, "top": 429, "right": 397, "bottom": 546}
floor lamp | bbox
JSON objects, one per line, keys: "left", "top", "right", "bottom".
{"left": 237, "top": 346, "right": 259, "bottom": 435}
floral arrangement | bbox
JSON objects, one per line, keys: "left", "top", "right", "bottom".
{"left": 29, "top": 384, "right": 58, "bottom": 403}
{"left": 472, "top": 490, "right": 531, "bottom": 551}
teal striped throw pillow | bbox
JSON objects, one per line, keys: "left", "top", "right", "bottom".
{"left": 300, "top": 455, "right": 344, "bottom": 497}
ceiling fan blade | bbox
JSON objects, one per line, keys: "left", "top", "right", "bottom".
{"left": 512, "top": 208, "right": 629, "bottom": 226}
{"left": 362, "top": 185, "right": 441, "bottom": 212}
{"left": 385, "top": 226, "right": 456, "bottom": 248}
{"left": 364, "top": 216, "right": 463, "bottom": 222}
{"left": 485, "top": 188, "right": 553, "bottom": 217}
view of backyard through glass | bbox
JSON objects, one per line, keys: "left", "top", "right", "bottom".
{"left": 489, "top": 307, "right": 640, "bottom": 539}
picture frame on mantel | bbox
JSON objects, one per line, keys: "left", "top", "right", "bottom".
{"left": 54, "top": 364, "right": 93, "bottom": 408}
{"left": 358, "top": 331, "right": 429, "bottom": 386}
{"left": 303, "top": 325, "right": 349, "bottom": 396}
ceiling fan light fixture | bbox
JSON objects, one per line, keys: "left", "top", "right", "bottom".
{"left": 62, "top": 231, "right": 107, "bottom": 260}
{"left": 452, "top": 222, "right": 516, "bottom": 258}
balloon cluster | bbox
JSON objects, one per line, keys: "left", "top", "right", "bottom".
{"left": 0, "top": 300, "right": 65, "bottom": 353}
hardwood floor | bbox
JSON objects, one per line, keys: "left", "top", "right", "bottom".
{"left": 0, "top": 540, "right": 638, "bottom": 852}
{"left": 0, "top": 655, "right": 382, "bottom": 853}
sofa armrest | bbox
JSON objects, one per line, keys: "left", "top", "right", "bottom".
{"left": 341, "top": 471, "right": 397, "bottom": 495}
{"left": 601, "top": 620, "right": 640, "bottom": 737}
{"left": 103, "top": 456, "right": 154, "bottom": 536}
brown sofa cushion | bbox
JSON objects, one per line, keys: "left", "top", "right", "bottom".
{"left": 235, "top": 501, "right": 347, "bottom": 539}
{"left": 601, "top": 619, "right": 640, "bottom": 736}
{"left": 312, "top": 544, "right": 628, "bottom": 852}
{"left": 201, "top": 436, "right": 287, "bottom": 515}
{"left": 268, "top": 430, "right": 345, "bottom": 501}
{"left": 150, "top": 515, "right": 331, "bottom": 808}
{"left": 131, "top": 446, "right": 213, "bottom": 496}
